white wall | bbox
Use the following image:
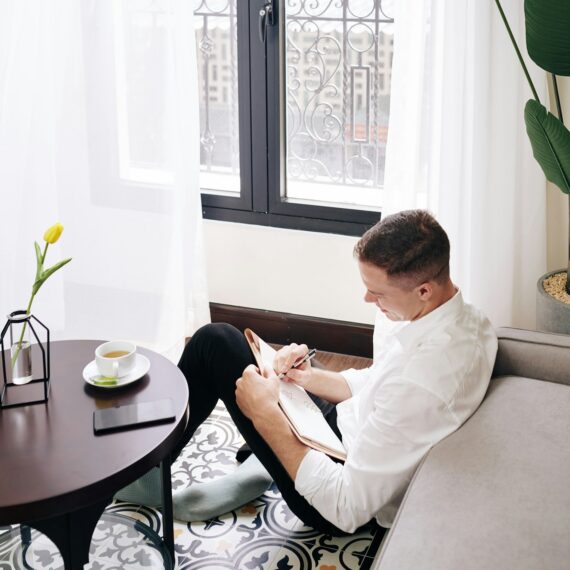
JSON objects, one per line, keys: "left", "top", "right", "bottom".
{"left": 204, "top": 220, "right": 376, "bottom": 325}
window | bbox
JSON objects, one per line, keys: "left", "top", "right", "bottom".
{"left": 194, "top": 1, "right": 241, "bottom": 196}
{"left": 196, "top": 0, "right": 395, "bottom": 236}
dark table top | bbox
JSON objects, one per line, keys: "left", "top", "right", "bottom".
{"left": 0, "top": 340, "right": 189, "bottom": 525}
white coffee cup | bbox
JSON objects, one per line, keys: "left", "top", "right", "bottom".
{"left": 95, "top": 340, "right": 137, "bottom": 378}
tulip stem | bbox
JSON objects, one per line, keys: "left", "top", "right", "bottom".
{"left": 11, "top": 243, "right": 49, "bottom": 369}
{"left": 11, "top": 296, "right": 35, "bottom": 369}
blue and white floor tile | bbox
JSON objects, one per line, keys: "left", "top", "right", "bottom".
{"left": 0, "top": 403, "right": 383, "bottom": 569}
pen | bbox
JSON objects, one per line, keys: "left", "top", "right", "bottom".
{"left": 278, "top": 348, "right": 317, "bottom": 379}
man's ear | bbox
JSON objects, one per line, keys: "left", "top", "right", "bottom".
{"left": 417, "top": 282, "right": 433, "bottom": 301}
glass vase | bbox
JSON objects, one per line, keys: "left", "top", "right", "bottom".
{"left": 9, "top": 312, "right": 33, "bottom": 385}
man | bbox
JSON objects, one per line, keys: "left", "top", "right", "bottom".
{"left": 173, "top": 209, "right": 498, "bottom": 534}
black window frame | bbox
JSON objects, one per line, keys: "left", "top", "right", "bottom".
{"left": 200, "top": 0, "right": 384, "bottom": 237}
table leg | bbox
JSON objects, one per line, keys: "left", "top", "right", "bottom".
{"left": 160, "top": 456, "right": 175, "bottom": 564}
{"left": 26, "top": 497, "right": 110, "bottom": 570}
{"left": 19, "top": 526, "right": 33, "bottom": 570}
{"left": 19, "top": 524, "right": 32, "bottom": 549}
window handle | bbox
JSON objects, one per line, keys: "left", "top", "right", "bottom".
{"left": 259, "top": 0, "right": 275, "bottom": 44}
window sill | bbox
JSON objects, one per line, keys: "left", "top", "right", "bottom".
{"left": 202, "top": 205, "right": 379, "bottom": 237}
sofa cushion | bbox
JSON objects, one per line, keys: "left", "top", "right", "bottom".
{"left": 493, "top": 327, "right": 570, "bottom": 387}
{"left": 373, "top": 375, "right": 570, "bottom": 570}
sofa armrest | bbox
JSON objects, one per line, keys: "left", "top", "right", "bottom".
{"left": 493, "top": 326, "right": 570, "bottom": 386}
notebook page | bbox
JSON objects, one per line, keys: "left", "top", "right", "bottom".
{"left": 278, "top": 382, "right": 345, "bottom": 456}
{"left": 256, "top": 337, "right": 345, "bottom": 457}
{"left": 258, "top": 337, "right": 277, "bottom": 369}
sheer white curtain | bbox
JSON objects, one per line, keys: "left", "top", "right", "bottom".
{"left": 383, "top": 0, "right": 547, "bottom": 329}
{"left": 0, "top": 0, "right": 210, "bottom": 362}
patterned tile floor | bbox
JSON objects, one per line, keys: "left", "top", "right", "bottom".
{"left": 0, "top": 403, "right": 383, "bottom": 569}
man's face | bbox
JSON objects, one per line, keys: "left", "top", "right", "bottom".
{"left": 358, "top": 260, "right": 424, "bottom": 321}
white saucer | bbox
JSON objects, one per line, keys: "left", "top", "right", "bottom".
{"left": 83, "top": 353, "right": 150, "bottom": 389}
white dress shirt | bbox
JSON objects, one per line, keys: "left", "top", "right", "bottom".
{"left": 294, "top": 290, "right": 498, "bottom": 532}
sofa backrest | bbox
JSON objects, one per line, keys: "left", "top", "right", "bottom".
{"left": 373, "top": 327, "right": 570, "bottom": 570}
{"left": 494, "top": 326, "right": 570, "bottom": 386}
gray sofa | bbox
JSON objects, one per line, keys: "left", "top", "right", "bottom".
{"left": 372, "top": 327, "right": 570, "bottom": 570}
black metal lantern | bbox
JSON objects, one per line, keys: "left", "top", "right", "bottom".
{"left": 0, "top": 311, "right": 50, "bottom": 409}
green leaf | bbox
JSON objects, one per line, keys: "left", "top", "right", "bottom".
{"left": 41, "top": 257, "right": 72, "bottom": 282}
{"left": 525, "top": 0, "right": 570, "bottom": 76}
{"left": 31, "top": 257, "right": 72, "bottom": 296}
{"left": 31, "top": 279, "right": 43, "bottom": 297}
{"left": 524, "top": 99, "right": 570, "bottom": 194}
{"left": 34, "top": 242, "right": 43, "bottom": 282}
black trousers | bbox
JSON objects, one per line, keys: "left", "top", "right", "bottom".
{"left": 174, "top": 322, "right": 347, "bottom": 535}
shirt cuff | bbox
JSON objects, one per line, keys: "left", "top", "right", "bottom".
{"left": 295, "top": 449, "right": 330, "bottom": 498}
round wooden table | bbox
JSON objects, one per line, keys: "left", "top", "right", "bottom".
{"left": 0, "top": 340, "right": 189, "bottom": 569}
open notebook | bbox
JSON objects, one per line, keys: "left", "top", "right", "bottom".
{"left": 244, "top": 328, "right": 347, "bottom": 461}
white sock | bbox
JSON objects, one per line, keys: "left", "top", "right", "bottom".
{"left": 173, "top": 454, "right": 273, "bottom": 522}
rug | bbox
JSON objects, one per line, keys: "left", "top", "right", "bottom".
{"left": 0, "top": 403, "right": 383, "bottom": 569}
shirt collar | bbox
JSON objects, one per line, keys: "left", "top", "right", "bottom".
{"left": 394, "top": 288, "right": 464, "bottom": 351}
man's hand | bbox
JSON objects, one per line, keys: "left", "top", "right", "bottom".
{"left": 273, "top": 343, "right": 314, "bottom": 390}
{"left": 274, "top": 343, "right": 353, "bottom": 404}
{"left": 235, "top": 364, "right": 310, "bottom": 481}
{"left": 235, "top": 364, "right": 281, "bottom": 423}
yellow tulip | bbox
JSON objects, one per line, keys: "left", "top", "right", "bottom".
{"left": 12, "top": 222, "right": 71, "bottom": 368}
{"left": 43, "top": 222, "right": 64, "bottom": 244}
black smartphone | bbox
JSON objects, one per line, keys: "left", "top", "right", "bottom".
{"left": 93, "top": 398, "right": 176, "bottom": 435}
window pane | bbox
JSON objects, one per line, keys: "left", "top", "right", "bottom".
{"left": 115, "top": 0, "right": 172, "bottom": 185}
{"left": 194, "top": 0, "right": 240, "bottom": 195}
{"left": 284, "top": 0, "right": 394, "bottom": 210}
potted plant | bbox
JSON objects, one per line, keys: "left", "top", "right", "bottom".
{"left": 495, "top": 0, "right": 570, "bottom": 333}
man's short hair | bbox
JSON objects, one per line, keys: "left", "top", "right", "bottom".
{"left": 354, "top": 209, "right": 450, "bottom": 288}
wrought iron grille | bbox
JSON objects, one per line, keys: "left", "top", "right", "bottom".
{"left": 194, "top": 0, "right": 240, "bottom": 193}
{"left": 193, "top": 0, "right": 394, "bottom": 209}
{"left": 285, "top": 0, "right": 394, "bottom": 207}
